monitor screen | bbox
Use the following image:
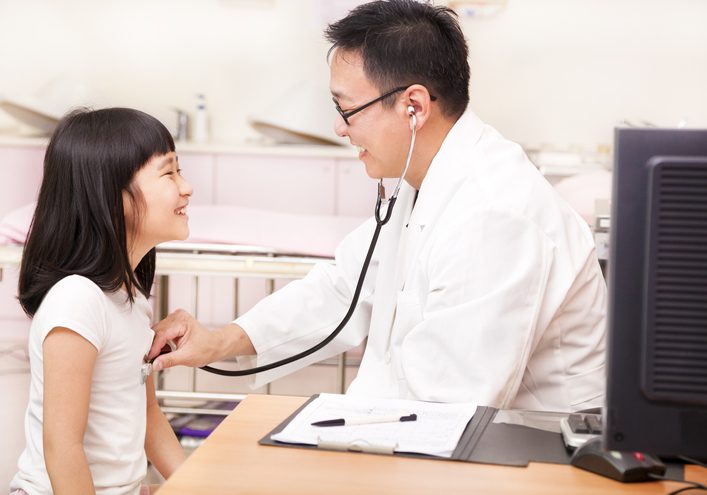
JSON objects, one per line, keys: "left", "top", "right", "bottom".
{"left": 605, "top": 127, "right": 707, "bottom": 458}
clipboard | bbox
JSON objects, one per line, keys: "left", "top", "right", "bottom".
{"left": 259, "top": 394, "right": 572, "bottom": 467}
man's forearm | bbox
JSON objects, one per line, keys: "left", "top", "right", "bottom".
{"left": 215, "top": 323, "right": 255, "bottom": 360}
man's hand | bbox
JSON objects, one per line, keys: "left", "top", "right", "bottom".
{"left": 148, "top": 309, "right": 255, "bottom": 371}
{"left": 148, "top": 309, "right": 219, "bottom": 371}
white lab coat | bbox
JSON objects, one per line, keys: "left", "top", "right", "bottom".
{"left": 236, "top": 110, "right": 606, "bottom": 411}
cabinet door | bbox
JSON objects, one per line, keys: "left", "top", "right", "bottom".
{"left": 214, "top": 155, "right": 337, "bottom": 214}
{"left": 177, "top": 152, "right": 215, "bottom": 204}
{"left": 335, "top": 158, "right": 378, "bottom": 217}
{"left": 335, "top": 158, "right": 402, "bottom": 217}
{"left": 0, "top": 147, "right": 44, "bottom": 217}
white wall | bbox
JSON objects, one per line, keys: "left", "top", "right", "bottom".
{"left": 1, "top": 0, "right": 706, "bottom": 486}
{"left": 0, "top": 0, "right": 335, "bottom": 142}
{"left": 1, "top": 0, "right": 706, "bottom": 151}
{"left": 462, "top": 0, "right": 707, "bottom": 151}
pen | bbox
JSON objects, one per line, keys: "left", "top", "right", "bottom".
{"left": 311, "top": 413, "right": 417, "bottom": 427}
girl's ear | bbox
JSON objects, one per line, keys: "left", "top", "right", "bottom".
{"left": 122, "top": 190, "right": 134, "bottom": 226}
{"left": 122, "top": 184, "right": 144, "bottom": 245}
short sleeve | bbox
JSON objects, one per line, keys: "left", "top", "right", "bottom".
{"left": 34, "top": 275, "right": 108, "bottom": 352}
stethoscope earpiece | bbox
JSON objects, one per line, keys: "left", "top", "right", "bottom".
{"left": 376, "top": 103, "right": 417, "bottom": 221}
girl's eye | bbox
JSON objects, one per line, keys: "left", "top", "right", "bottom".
{"left": 162, "top": 166, "right": 182, "bottom": 178}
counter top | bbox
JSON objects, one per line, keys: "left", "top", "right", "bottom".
{"left": 0, "top": 134, "right": 359, "bottom": 159}
{"left": 0, "top": 135, "right": 609, "bottom": 177}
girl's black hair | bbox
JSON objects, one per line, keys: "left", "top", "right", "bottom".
{"left": 325, "top": 0, "right": 470, "bottom": 119}
{"left": 18, "top": 107, "right": 175, "bottom": 317}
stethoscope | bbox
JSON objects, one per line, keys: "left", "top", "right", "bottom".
{"left": 141, "top": 106, "right": 417, "bottom": 383}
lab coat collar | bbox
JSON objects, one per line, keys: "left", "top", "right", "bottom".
{"left": 407, "top": 109, "right": 485, "bottom": 230}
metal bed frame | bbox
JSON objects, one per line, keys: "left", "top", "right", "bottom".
{"left": 0, "top": 242, "right": 357, "bottom": 416}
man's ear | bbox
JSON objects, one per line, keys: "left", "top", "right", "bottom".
{"left": 402, "top": 84, "right": 434, "bottom": 131}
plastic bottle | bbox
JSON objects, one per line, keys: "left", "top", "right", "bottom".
{"left": 193, "top": 93, "right": 209, "bottom": 143}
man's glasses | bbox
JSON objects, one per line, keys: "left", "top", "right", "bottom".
{"left": 333, "top": 86, "right": 437, "bottom": 125}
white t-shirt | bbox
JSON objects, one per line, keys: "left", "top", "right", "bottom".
{"left": 11, "top": 275, "right": 154, "bottom": 495}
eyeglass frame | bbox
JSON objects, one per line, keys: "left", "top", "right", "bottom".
{"left": 333, "top": 85, "right": 437, "bottom": 125}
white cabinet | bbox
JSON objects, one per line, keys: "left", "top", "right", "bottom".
{"left": 215, "top": 154, "right": 337, "bottom": 214}
{"left": 176, "top": 152, "right": 376, "bottom": 216}
{"left": 336, "top": 158, "right": 378, "bottom": 217}
{"left": 177, "top": 152, "right": 216, "bottom": 204}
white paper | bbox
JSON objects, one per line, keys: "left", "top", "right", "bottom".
{"left": 271, "top": 393, "right": 477, "bottom": 458}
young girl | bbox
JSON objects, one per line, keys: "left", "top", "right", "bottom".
{"left": 10, "top": 108, "right": 192, "bottom": 495}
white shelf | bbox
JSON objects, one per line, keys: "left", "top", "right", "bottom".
{"left": 0, "top": 134, "right": 358, "bottom": 159}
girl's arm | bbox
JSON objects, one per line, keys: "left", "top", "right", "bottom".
{"left": 144, "top": 374, "right": 186, "bottom": 480}
{"left": 43, "top": 327, "right": 97, "bottom": 495}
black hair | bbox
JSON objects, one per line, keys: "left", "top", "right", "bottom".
{"left": 325, "top": 0, "right": 470, "bottom": 119}
{"left": 18, "top": 107, "right": 175, "bottom": 317}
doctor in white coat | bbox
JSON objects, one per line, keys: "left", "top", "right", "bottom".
{"left": 150, "top": 0, "right": 606, "bottom": 411}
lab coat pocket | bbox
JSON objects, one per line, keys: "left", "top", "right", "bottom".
{"left": 391, "top": 290, "right": 424, "bottom": 389}
{"left": 390, "top": 290, "right": 424, "bottom": 347}
{"left": 566, "top": 363, "right": 605, "bottom": 407}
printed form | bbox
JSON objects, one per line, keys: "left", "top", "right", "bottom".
{"left": 271, "top": 393, "right": 477, "bottom": 457}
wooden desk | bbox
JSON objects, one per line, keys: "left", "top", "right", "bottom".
{"left": 158, "top": 395, "right": 707, "bottom": 495}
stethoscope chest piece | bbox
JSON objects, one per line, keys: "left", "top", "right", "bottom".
{"left": 140, "top": 341, "right": 175, "bottom": 384}
{"left": 140, "top": 362, "right": 152, "bottom": 385}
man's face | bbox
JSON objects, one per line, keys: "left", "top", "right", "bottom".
{"left": 330, "top": 50, "right": 409, "bottom": 179}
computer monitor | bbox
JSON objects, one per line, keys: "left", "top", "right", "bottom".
{"left": 605, "top": 127, "right": 707, "bottom": 458}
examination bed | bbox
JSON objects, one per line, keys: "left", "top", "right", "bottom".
{"left": 0, "top": 203, "right": 368, "bottom": 413}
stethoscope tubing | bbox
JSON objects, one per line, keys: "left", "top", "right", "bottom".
{"left": 201, "top": 111, "right": 416, "bottom": 377}
{"left": 200, "top": 208, "right": 391, "bottom": 376}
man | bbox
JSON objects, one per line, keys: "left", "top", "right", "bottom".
{"left": 149, "top": 0, "right": 606, "bottom": 411}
